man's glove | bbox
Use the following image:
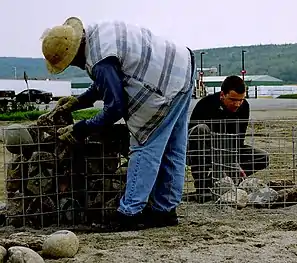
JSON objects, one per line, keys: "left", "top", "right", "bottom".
{"left": 56, "top": 96, "right": 79, "bottom": 113}
{"left": 57, "top": 124, "right": 77, "bottom": 144}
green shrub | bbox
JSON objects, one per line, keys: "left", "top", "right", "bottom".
{"left": 0, "top": 100, "right": 39, "bottom": 114}
{"left": 72, "top": 109, "right": 100, "bottom": 120}
{"left": 0, "top": 109, "right": 101, "bottom": 121}
{"left": 277, "top": 94, "right": 297, "bottom": 99}
{"left": 0, "top": 110, "right": 47, "bottom": 121}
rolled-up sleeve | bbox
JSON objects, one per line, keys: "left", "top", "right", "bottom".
{"left": 72, "top": 57, "right": 125, "bottom": 137}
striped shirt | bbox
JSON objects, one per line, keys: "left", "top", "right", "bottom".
{"left": 85, "top": 21, "right": 194, "bottom": 144}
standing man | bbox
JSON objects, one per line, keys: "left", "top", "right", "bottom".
{"left": 41, "top": 17, "right": 195, "bottom": 230}
{"left": 188, "top": 75, "right": 269, "bottom": 202}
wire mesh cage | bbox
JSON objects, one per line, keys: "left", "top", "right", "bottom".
{"left": 186, "top": 118, "right": 297, "bottom": 212}
{"left": 2, "top": 122, "right": 130, "bottom": 229}
{"left": 2, "top": 117, "right": 297, "bottom": 229}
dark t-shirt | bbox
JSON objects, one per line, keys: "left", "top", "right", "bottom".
{"left": 189, "top": 92, "right": 250, "bottom": 146}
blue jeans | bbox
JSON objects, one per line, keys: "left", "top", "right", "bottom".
{"left": 118, "top": 89, "right": 192, "bottom": 215}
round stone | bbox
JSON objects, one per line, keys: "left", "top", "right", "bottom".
{"left": 42, "top": 230, "right": 79, "bottom": 258}
{"left": 4, "top": 124, "right": 34, "bottom": 154}
{"left": 0, "top": 246, "right": 6, "bottom": 263}
{"left": 7, "top": 246, "right": 44, "bottom": 263}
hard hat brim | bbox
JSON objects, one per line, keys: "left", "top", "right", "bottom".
{"left": 45, "top": 17, "right": 84, "bottom": 74}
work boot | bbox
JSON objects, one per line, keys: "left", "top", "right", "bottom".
{"left": 143, "top": 207, "right": 179, "bottom": 228}
{"left": 105, "top": 211, "right": 147, "bottom": 232}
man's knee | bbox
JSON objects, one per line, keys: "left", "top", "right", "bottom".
{"left": 243, "top": 148, "right": 269, "bottom": 175}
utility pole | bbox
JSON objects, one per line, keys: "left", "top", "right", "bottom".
{"left": 241, "top": 50, "right": 248, "bottom": 98}
{"left": 12, "top": 67, "right": 17, "bottom": 79}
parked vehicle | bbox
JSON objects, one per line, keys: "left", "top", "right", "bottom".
{"left": 0, "top": 90, "right": 15, "bottom": 100}
{"left": 15, "top": 89, "right": 53, "bottom": 104}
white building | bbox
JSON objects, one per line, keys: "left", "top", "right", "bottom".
{"left": 0, "top": 79, "right": 72, "bottom": 98}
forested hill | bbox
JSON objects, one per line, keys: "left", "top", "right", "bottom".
{"left": 1, "top": 43, "right": 297, "bottom": 83}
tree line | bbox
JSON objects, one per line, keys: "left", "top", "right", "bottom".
{"left": 1, "top": 43, "right": 297, "bottom": 83}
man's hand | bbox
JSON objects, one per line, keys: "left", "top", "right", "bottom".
{"left": 56, "top": 96, "right": 79, "bottom": 112}
{"left": 57, "top": 124, "right": 77, "bottom": 144}
{"left": 239, "top": 167, "right": 247, "bottom": 179}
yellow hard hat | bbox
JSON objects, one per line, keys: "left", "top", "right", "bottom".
{"left": 41, "top": 17, "right": 84, "bottom": 74}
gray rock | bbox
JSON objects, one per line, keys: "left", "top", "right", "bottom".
{"left": 239, "top": 178, "right": 268, "bottom": 194}
{"left": 248, "top": 186, "right": 278, "bottom": 206}
{"left": 7, "top": 246, "right": 44, "bottom": 263}
{"left": 4, "top": 124, "right": 34, "bottom": 154}
{"left": 0, "top": 202, "right": 6, "bottom": 211}
{"left": 59, "top": 198, "right": 84, "bottom": 225}
{"left": 6, "top": 155, "right": 28, "bottom": 194}
{"left": 248, "top": 186, "right": 278, "bottom": 205}
{"left": 0, "top": 127, "right": 4, "bottom": 143}
{"left": 277, "top": 187, "right": 297, "bottom": 204}
{"left": 26, "top": 151, "right": 55, "bottom": 195}
{"left": 42, "top": 230, "right": 79, "bottom": 258}
{"left": 212, "top": 176, "right": 235, "bottom": 197}
{"left": 6, "top": 191, "right": 25, "bottom": 227}
{"left": 0, "top": 245, "right": 7, "bottom": 263}
{"left": 218, "top": 189, "right": 248, "bottom": 208}
{"left": 5, "top": 232, "right": 47, "bottom": 251}
{"left": 36, "top": 109, "right": 73, "bottom": 136}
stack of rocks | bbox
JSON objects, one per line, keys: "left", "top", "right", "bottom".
{"left": 2, "top": 105, "right": 130, "bottom": 228}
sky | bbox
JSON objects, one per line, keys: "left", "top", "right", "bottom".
{"left": 0, "top": 0, "right": 296, "bottom": 58}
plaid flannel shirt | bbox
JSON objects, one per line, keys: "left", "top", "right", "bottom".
{"left": 85, "top": 21, "right": 194, "bottom": 144}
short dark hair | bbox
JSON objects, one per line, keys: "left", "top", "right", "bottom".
{"left": 221, "top": 75, "right": 246, "bottom": 94}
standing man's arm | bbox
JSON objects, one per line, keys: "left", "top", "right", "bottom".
{"left": 72, "top": 57, "right": 125, "bottom": 139}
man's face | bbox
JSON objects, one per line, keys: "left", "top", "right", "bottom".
{"left": 220, "top": 90, "right": 246, "bottom": 112}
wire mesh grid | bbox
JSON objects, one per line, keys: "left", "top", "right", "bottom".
{"left": 185, "top": 118, "right": 297, "bottom": 214}
{"left": 2, "top": 118, "right": 297, "bottom": 229}
{"left": 1, "top": 123, "right": 129, "bottom": 229}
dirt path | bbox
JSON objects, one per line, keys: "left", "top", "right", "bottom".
{"left": 10, "top": 204, "right": 296, "bottom": 263}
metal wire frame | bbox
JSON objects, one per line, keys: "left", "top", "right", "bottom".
{"left": 185, "top": 118, "right": 297, "bottom": 211}
{"left": 2, "top": 124, "right": 128, "bottom": 229}
{"left": 2, "top": 118, "right": 297, "bottom": 229}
